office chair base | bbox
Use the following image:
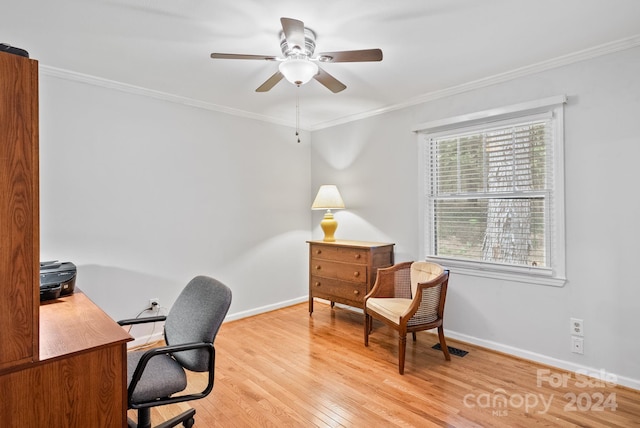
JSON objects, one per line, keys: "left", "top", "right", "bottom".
{"left": 128, "top": 408, "right": 196, "bottom": 428}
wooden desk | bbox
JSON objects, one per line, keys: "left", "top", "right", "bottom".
{"left": 0, "top": 292, "right": 132, "bottom": 427}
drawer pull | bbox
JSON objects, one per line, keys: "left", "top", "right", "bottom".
{"left": 315, "top": 282, "right": 321, "bottom": 287}
{"left": 354, "top": 254, "right": 361, "bottom": 259}
{"left": 315, "top": 249, "right": 322, "bottom": 255}
{"left": 315, "top": 265, "right": 321, "bottom": 270}
{"left": 353, "top": 290, "right": 359, "bottom": 295}
{"left": 353, "top": 271, "right": 360, "bottom": 277}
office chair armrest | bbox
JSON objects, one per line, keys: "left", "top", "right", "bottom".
{"left": 128, "top": 341, "right": 216, "bottom": 409}
{"left": 117, "top": 315, "right": 167, "bottom": 326}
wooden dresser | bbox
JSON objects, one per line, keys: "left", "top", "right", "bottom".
{"left": 308, "top": 240, "right": 394, "bottom": 314}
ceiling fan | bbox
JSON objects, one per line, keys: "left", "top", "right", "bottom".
{"left": 210, "top": 17, "right": 383, "bottom": 93}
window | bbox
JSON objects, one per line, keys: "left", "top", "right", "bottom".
{"left": 415, "top": 96, "right": 566, "bottom": 286}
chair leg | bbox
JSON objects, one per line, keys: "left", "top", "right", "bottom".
{"left": 398, "top": 334, "right": 407, "bottom": 375}
{"left": 364, "top": 313, "right": 369, "bottom": 346}
{"left": 438, "top": 326, "right": 451, "bottom": 361}
{"left": 137, "top": 408, "right": 152, "bottom": 428}
{"left": 412, "top": 331, "right": 417, "bottom": 341}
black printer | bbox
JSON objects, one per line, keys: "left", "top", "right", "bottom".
{"left": 0, "top": 43, "right": 29, "bottom": 58}
{"left": 40, "top": 261, "right": 77, "bottom": 301}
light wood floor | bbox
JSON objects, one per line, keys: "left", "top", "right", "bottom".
{"left": 128, "top": 301, "right": 640, "bottom": 427}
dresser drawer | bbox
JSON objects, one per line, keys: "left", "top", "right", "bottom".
{"left": 310, "top": 244, "right": 369, "bottom": 265}
{"left": 310, "top": 276, "right": 367, "bottom": 304}
{"left": 310, "top": 260, "right": 367, "bottom": 284}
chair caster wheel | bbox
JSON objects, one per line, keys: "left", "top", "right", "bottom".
{"left": 183, "top": 417, "right": 195, "bottom": 428}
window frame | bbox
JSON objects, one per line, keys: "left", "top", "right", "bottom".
{"left": 414, "top": 96, "right": 567, "bottom": 287}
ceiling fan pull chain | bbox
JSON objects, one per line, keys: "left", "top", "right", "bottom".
{"left": 296, "top": 89, "right": 301, "bottom": 143}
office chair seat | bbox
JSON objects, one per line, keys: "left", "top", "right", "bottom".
{"left": 127, "top": 350, "right": 187, "bottom": 403}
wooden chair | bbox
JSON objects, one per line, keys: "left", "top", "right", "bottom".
{"left": 364, "top": 261, "right": 450, "bottom": 374}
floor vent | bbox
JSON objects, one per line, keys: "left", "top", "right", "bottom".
{"left": 432, "top": 343, "right": 468, "bottom": 357}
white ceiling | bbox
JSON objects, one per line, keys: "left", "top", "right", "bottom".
{"left": 3, "top": 0, "right": 640, "bottom": 129}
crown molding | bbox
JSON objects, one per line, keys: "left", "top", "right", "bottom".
{"left": 309, "top": 34, "right": 640, "bottom": 131}
{"left": 39, "top": 65, "right": 296, "bottom": 129}
{"left": 39, "top": 34, "right": 640, "bottom": 133}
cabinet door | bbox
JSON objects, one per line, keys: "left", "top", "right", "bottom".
{"left": 0, "top": 52, "right": 39, "bottom": 371}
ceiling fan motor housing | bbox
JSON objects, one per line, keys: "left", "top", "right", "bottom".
{"left": 279, "top": 27, "right": 316, "bottom": 58}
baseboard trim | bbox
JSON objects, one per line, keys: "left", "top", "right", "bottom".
{"left": 125, "top": 297, "right": 309, "bottom": 349}
{"left": 224, "top": 296, "right": 308, "bottom": 322}
{"left": 444, "top": 329, "right": 640, "bottom": 391}
{"left": 129, "top": 297, "right": 640, "bottom": 391}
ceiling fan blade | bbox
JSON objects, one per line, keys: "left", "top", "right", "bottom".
{"left": 256, "top": 71, "right": 284, "bottom": 92}
{"left": 316, "top": 48, "right": 383, "bottom": 63}
{"left": 280, "top": 17, "right": 306, "bottom": 52}
{"left": 314, "top": 67, "right": 346, "bottom": 93}
{"left": 211, "top": 53, "right": 278, "bottom": 61}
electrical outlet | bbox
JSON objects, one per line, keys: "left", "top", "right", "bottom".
{"left": 571, "top": 336, "right": 584, "bottom": 354}
{"left": 570, "top": 318, "right": 584, "bottom": 337}
{"left": 149, "top": 298, "right": 160, "bottom": 309}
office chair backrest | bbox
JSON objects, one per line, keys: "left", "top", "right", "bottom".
{"left": 164, "top": 275, "right": 232, "bottom": 372}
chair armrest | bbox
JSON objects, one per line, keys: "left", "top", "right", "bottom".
{"left": 365, "top": 261, "right": 413, "bottom": 300}
{"left": 401, "top": 270, "right": 450, "bottom": 322}
{"left": 117, "top": 315, "right": 167, "bottom": 326}
{"left": 128, "top": 341, "right": 216, "bottom": 409}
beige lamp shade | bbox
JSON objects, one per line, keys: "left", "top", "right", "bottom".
{"left": 312, "top": 185, "right": 345, "bottom": 242}
{"left": 311, "top": 185, "right": 345, "bottom": 210}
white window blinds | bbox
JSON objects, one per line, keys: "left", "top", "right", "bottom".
{"left": 428, "top": 117, "right": 552, "bottom": 268}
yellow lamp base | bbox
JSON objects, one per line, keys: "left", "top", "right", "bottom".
{"left": 320, "top": 211, "right": 338, "bottom": 242}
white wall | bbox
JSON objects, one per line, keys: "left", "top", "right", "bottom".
{"left": 37, "top": 46, "right": 640, "bottom": 388}
{"left": 39, "top": 73, "right": 312, "bottom": 327}
{"left": 311, "top": 47, "right": 640, "bottom": 388}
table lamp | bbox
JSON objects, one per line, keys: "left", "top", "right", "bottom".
{"left": 312, "top": 185, "right": 345, "bottom": 242}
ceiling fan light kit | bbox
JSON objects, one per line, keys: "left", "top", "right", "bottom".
{"left": 210, "top": 17, "right": 383, "bottom": 93}
{"left": 279, "top": 57, "right": 318, "bottom": 86}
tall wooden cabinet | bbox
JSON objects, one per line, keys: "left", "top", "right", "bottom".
{"left": 0, "top": 50, "right": 40, "bottom": 372}
{"left": 0, "top": 50, "right": 133, "bottom": 427}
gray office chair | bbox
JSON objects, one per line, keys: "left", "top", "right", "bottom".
{"left": 118, "top": 276, "right": 232, "bottom": 428}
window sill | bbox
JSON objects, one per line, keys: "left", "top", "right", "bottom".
{"left": 426, "top": 256, "right": 567, "bottom": 287}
